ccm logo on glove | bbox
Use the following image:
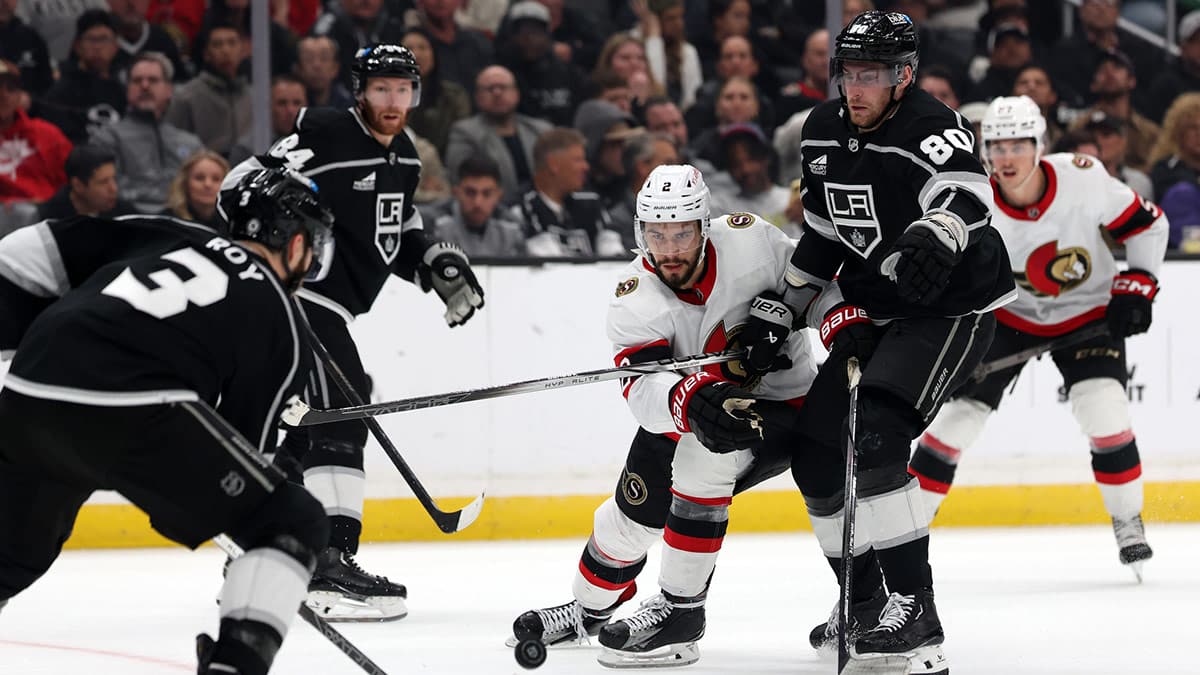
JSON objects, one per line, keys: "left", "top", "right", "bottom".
{"left": 1111, "top": 272, "right": 1158, "bottom": 299}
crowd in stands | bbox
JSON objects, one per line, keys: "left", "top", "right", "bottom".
{"left": 3, "top": 0, "right": 1200, "bottom": 254}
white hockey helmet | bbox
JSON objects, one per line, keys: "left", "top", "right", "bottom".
{"left": 634, "top": 164, "right": 711, "bottom": 264}
{"left": 981, "top": 95, "right": 1047, "bottom": 166}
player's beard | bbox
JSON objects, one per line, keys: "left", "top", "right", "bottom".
{"left": 361, "top": 100, "right": 407, "bottom": 137}
{"left": 654, "top": 250, "right": 703, "bottom": 290}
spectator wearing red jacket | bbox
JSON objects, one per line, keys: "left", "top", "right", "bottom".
{"left": 0, "top": 60, "right": 72, "bottom": 205}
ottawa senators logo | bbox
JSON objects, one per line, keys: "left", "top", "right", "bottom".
{"left": 1072, "top": 154, "right": 1094, "bottom": 169}
{"left": 701, "top": 320, "right": 762, "bottom": 389}
{"left": 615, "top": 277, "right": 639, "bottom": 297}
{"left": 1013, "top": 241, "right": 1092, "bottom": 297}
{"left": 727, "top": 212, "right": 755, "bottom": 228}
{"left": 621, "top": 469, "right": 648, "bottom": 506}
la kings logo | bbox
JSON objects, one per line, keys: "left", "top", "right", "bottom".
{"left": 376, "top": 193, "right": 405, "bottom": 263}
{"left": 824, "top": 182, "right": 882, "bottom": 259}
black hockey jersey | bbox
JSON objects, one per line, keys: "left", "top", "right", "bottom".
{"left": 792, "top": 89, "right": 1016, "bottom": 319}
{"left": 227, "top": 106, "right": 424, "bottom": 320}
{"left": 0, "top": 216, "right": 307, "bottom": 452}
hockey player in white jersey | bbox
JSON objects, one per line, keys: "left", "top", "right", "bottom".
{"left": 908, "top": 96, "right": 1168, "bottom": 579}
{"left": 509, "top": 164, "right": 826, "bottom": 668}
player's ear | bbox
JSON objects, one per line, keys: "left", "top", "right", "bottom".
{"left": 287, "top": 232, "right": 310, "bottom": 269}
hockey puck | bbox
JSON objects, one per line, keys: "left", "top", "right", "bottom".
{"left": 514, "top": 639, "right": 546, "bottom": 669}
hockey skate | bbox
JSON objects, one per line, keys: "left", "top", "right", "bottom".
{"left": 1112, "top": 515, "right": 1153, "bottom": 582}
{"left": 851, "top": 590, "right": 949, "bottom": 675}
{"left": 809, "top": 584, "right": 890, "bottom": 653}
{"left": 306, "top": 547, "right": 408, "bottom": 622}
{"left": 507, "top": 582, "right": 637, "bottom": 648}
{"left": 596, "top": 592, "right": 704, "bottom": 669}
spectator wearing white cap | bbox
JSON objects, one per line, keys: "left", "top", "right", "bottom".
{"left": 496, "top": 1, "right": 586, "bottom": 127}
{"left": 1145, "top": 10, "right": 1200, "bottom": 125}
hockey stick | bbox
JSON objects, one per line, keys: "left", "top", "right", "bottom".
{"left": 301, "top": 320, "right": 484, "bottom": 535}
{"left": 838, "top": 357, "right": 862, "bottom": 673}
{"left": 212, "top": 535, "right": 389, "bottom": 675}
{"left": 969, "top": 323, "right": 1109, "bottom": 382}
{"left": 282, "top": 349, "right": 748, "bottom": 427}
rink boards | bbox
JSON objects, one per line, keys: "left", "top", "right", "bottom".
{"left": 2, "top": 259, "right": 1197, "bottom": 548}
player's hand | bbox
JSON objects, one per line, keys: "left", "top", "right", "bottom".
{"left": 821, "top": 303, "right": 877, "bottom": 366}
{"left": 741, "top": 291, "right": 796, "bottom": 379}
{"left": 882, "top": 214, "right": 965, "bottom": 305}
{"left": 670, "top": 372, "right": 764, "bottom": 453}
{"left": 416, "top": 241, "right": 485, "bottom": 327}
{"left": 1107, "top": 269, "right": 1158, "bottom": 337}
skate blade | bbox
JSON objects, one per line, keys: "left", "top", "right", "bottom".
{"left": 597, "top": 642, "right": 699, "bottom": 669}
{"left": 306, "top": 590, "right": 407, "bottom": 622}
{"left": 1127, "top": 560, "right": 1145, "bottom": 584}
{"left": 848, "top": 644, "right": 948, "bottom": 675}
{"left": 840, "top": 655, "right": 912, "bottom": 674}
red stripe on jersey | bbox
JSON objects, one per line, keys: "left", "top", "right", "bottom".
{"left": 995, "top": 305, "right": 1107, "bottom": 337}
{"left": 669, "top": 488, "right": 733, "bottom": 506}
{"left": 663, "top": 527, "right": 724, "bottom": 553}
{"left": 992, "top": 160, "right": 1058, "bottom": 221}
{"left": 614, "top": 339, "right": 671, "bottom": 399}
{"left": 920, "top": 433, "right": 962, "bottom": 461}
{"left": 1095, "top": 464, "right": 1142, "bottom": 485}
{"left": 578, "top": 560, "right": 635, "bottom": 591}
{"left": 908, "top": 466, "right": 953, "bottom": 494}
{"left": 1091, "top": 429, "right": 1135, "bottom": 450}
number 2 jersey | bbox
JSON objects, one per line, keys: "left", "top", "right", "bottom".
{"left": 0, "top": 216, "right": 308, "bottom": 452}
{"left": 608, "top": 213, "right": 818, "bottom": 435}
{"left": 989, "top": 152, "right": 1169, "bottom": 336}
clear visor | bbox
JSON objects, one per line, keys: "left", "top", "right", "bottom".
{"left": 305, "top": 224, "right": 335, "bottom": 282}
{"left": 637, "top": 220, "right": 704, "bottom": 261}
{"left": 832, "top": 62, "right": 905, "bottom": 89}
{"left": 363, "top": 78, "right": 420, "bottom": 109}
{"left": 984, "top": 138, "right": 1038, "bottom": 163}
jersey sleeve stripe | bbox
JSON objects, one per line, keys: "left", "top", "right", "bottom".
{"left": 0, "top": 224, "right": 69, "bottom": 298}
{"left": 614, "top": 339, "right": 672, "bottom": 398}
{"left": 303, "top": 157, "right": 388, "bottom": 178}
{"left": 919, "top": 173, "right": 992, "bottom": 218}
{"left": 865, "top": 143, "right": 937, "bottom": 177}
{"left": 1105, "top": 195, "right": 1159, "bottom": 242}
{"left": 256, "top": 260, "right": 302, "bottom": 453}
{"left": 803, "top": 208, "right": 838, "bottom": 239}
{"left": 1, "top": 373, "right": 200, "bottom": 406}
{"left": 402, "top": 208, "right": 424, "bottom": 233}
{"left": 801, "top": 139, "right": 841, "bottom": 149}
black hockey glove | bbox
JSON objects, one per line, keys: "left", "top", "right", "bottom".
{"left": 670, "top": 371, "right": 764, "bottom": 453}
{"left": 882, "top": 213, "right": 966, "bottom": 305}
{"left": 1106, "top": 269, "right": 1158, "bottom": 338}
{"left": 740, "top": 291, "right": 796, "bottom": 380}
{"left": 820, "top": 303, "right": 878, "bottom": 366}
{"left": 415, "top": 241, "right": 485, "bottom": 327}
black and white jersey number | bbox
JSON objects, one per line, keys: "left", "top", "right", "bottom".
{"left": 102, "top": 249, "right": 229, "bottom": 319}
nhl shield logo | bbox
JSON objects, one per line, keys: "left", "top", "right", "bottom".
{"left": 375, "top": 193, "right": 406, "bottom": 264}
{"left": 848, "top": 138, "right": 859, "bottom": 152}
{"left": 824, "top": 182, "right": 882, "bottom": 259}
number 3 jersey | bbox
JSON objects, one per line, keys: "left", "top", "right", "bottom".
{"left": 989, "top": 152, "right": 1169, "bottom": 336}
{"left": 608, "top": 214, "right": 818, "bottom": 435}
{"left": 0, "top": 216, "right": 308, "bottom": 452}
{"left": 795, "top": 89, "right": 1016, "bottom": 319}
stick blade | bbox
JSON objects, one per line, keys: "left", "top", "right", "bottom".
{"left": 433, "top": 492, "right": 486, "bottom": 534}
{"left": 840, "top": 655, "right": 912, "bottom": 674}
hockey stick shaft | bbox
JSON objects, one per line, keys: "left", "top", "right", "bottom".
{"left": 212, "top": 535, "right": 389, "bottom": 675}
{"left": 301, "top": 319, "right": 484, "bottom": 534}
{"left": 838, "top": 357, "right": 862, "bottom": 673}
{"left": 970, "top": 323, "right": 1108, "bottom": 382}
{"left": 283, "top": 349, "right": 747, "bottom": 427}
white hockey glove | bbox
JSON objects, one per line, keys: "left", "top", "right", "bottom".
{"left": 416, "top": 242, "right": 485, "bottom": 327}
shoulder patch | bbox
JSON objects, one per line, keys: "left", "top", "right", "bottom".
{"left": 727, "top": 212, "right": 755, "bottom": 228}
{"left": 615, "top": 277, "right": 639, "bottom": 297}
{"left": 1072, "top": 154, "right": 1094, "bottom": 169}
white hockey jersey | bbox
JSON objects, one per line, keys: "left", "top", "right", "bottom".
{"left": 607, "top": 213, "right": 818, "bottom": 435}
{"left": 989, "top": 153, "right": 1168, "bottom": 336}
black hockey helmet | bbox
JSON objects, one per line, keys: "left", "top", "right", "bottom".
{"left": 220, "top": 168, "right": 335, "bottom": 282}
{"left": 351, "top": 43, "right": 422, "bottom": 105}
{"left": 831, "top": 11, "right": 920, "bottom": 92}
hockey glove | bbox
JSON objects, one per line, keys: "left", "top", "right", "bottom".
{"left": 821, "top": 303, "right": 877, "bottom": 365}
{"left": 1107, "top": 269, "right": 1158, "bottom": 338}
{"left": 740, "top": 291, "right": 796, "bottom": 379}
{"left": 882, "top": 213, "right": 966, "bottom": 305}
{"left": 416, "top": 241, "right": 485, "bottom": 327}
{"left": 670, "top": 371, "right": 764, "bottom": 453}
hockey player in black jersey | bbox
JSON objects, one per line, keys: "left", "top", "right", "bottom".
{"left": 742, "top": 12, "right": 1016, "bottom": 673}
{"left": 225, "top": 44, "right": 486, "bottom": 622}
{"left": 0, "top": 168, "right": 336, "bottom": 675}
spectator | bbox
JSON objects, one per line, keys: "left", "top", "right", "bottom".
{"left": 1052, "top": 128, "right": 1102, "bottom": 158}
{"left": 227, "top": 74, "right": 308, "bottom": 165}
{"left": 777, "top": 28, "right": 830, "bottom": 123}
{"left": 1159, "top": 181, "right": 1200, "bottom": 251}
{"left": 497, "top": 1, "right": 585, "bottom": 127}
{"left": 1145, "top": 10, "right": 1200, "bottom": 125}
{"left": 200, "top": 0, "right": 297, "bottom": 77}
{"left": 39, "top": 10, "right": 126, "bottom": 143}
{"left": 162, "top": 148, "right": 228, "bottom": 227}
{"left": 689, "top": 76, "right": 761, "bottom": 168}
{"left": 401, "top": 27, "right": 470, "bottom": 155}
{"left": 535, "top": 0, "right": 604, "bottom": 72}
{"left": 709, "top": 122, "right": 795, "bottom": 235}
{"left": 167, "top": 22, "right": 252, "bottom": 158}
{"left": 91, "top": 52, "right": 204, "bottom": 214}
{"left": 592, "top": 71, "right": 635, "bottom": 114}
{"left": 593, "top": 33, "right": 663, "bottom": 115}
{"left": 1048, "top": 0, "right": 1162, "bottom": 110}
{"left": 423, "top": 154, "right": 528, "bottom": 257}
{"left": 0, "top": 0, "right": 53, "bottom": 96}
{"left": 605, "top": 131, "right": 679, "bottom": 250}
{"left": 632, "top": 0, "right": 702, "bottom": 112}
{"left": 0, "top": 60, "right": 72, "bottom": 207}
{"left": 15, "top": 0, "right": 108, "bottom": 63}
{"left": 1013, "top": 63, "right": 1075, "bottom": 150}
{"left": 108, "top": 0, "right": 187, "bottom": 82}
{"left": 919, "top": 65, "right": 962, "bottom": 111}
{"left": 1076, "top": 50, "right": 1160, "bottom": 171}
{"left": 1084, "top": 111, "right": 1154, "bottom": 199}
{"left": 37, "top": 145, "right": 136, "bottom": 219}
{"left": 966, "top": 22, "right": 1033, "bottom": 103}
{"left": 574, "top": 99, "right": 642, "bottom": 208}
{"left": 513, "top": 127, "right": 624, "bottom": 257}
{"left": 453, "top": 0, "right": 508, "bottom": 37}
{"left": 310, "top": 0, "right": 407, "bottom": 90}
{"left": 410, "top": 130, "right": 452, "bottom": 204}
{"left": 693, "top": 0, "right": 752, "bottom": 79}
{"left": 146, "top": 0, "right": 204, "bottom": 56}
{"left": 686, "top": 35, "right": 777, "bottom": 139}
{"left": 642, "top": 95, "right": 720, "bottom": 178}
{"left": 410, "top": 0, "right": 495, "bottom": 94}
{"left": 1148, "top": 92, "right": 1200, "bottom": 201}
{"left": 294, "top": 36, "right": 354, "bottom": 110}
{"left": 444, "top": 65, "right": 551, "bottom": 205}
{"left": 842, "top": 0, "right": 875, "bottom": 27}
{"left": 892, "top": 0, "right": 969, "bottom": 78}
